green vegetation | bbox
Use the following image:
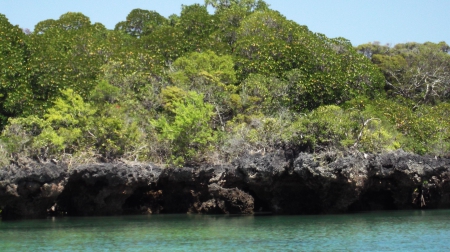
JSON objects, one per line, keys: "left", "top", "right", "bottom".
{"left": 0, "top": 1, "right": 449, "bottom": 166}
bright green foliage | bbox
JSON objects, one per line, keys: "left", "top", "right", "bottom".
{"left": 425, "top": 103, "right": 450, "bottom": 156}
{"left": 373, "top": 98, "right": 450, "bottom": 155}
{"left": 358, "top": 119, "right": 401, "bottom": 153}
{"left": 284, "top": 104, "right": 401, "bottom": 153}
{"left": 96, "top": 54, "right": 164, "bottom": 129}
{"left": 91, "top": 104, "right": 145, "bottom": 160}
{"left": 0, "top": 14, "right": 32, "bottom": 125}
{"left": 223, "top": 103, "right": 400, "bottom": 158}
{"left": 2, "top": 89, "right": 144, "bottom": 160}
{"left": 2, "top": 115, "right": 49, "bottom": 156}
{"left": 287, "top": 105, "right": 357, "bottom": 151}
{"left": 170, "top": 50, "right": 237, "bottom": 120}
{"left": 44, "top": 89, "right": 95, "bottom": 137}
{"left": 1, "top": 5, "right": 447, "bottom": 165}
{"left": 115, "top": 9, "right": 167, "bottom": 37}
{"left": 152, "top": 88, "right": 217, "bottom": 165}
{"left": 35, "top": 89, "right": 95, "bottom": 153}
{"left": 170, "top": 50, "right": 236, "bottom": 86}
{"left": 160, "top": 86, "right": 188, "bottom": 111}
{"left": 342, "top": 98, "right": 403, "bottom": 152}
{"left": 2, "top": 89, "right": 95, "bottom": 155}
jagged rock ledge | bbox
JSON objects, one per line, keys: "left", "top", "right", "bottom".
{"left": 0, "top": 150, "right": 449, "bottom": 220}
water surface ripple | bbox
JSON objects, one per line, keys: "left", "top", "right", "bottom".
{"left": 1, "top": 210, "right": 449, "bottom": 251}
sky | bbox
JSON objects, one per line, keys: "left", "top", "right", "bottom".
{"left": 1, "top": 0, "right": 449, "bottom": 46}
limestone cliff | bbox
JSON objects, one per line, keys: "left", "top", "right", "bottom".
{"left": 0, "top": 150, "right": 449, "bottom": 220}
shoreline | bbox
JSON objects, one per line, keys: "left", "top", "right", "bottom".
{"left": 0, "top": 149, "right": 449, "bottom": 220}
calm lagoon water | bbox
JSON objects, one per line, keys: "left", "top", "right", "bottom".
{"left": 1, "top": 210, "right": 450, "bottom": 251}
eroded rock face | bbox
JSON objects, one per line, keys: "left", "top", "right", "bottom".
{"left": 0, "top": 162, "right": 68, "bottom": 219}
{"left": 56, "top": 163, "right": 162, "bottom": 216}
{"left": 193, "top": 183, "right": 254, "bottom": 214}
{"left": 0, "top": 150, "right": 449, "bottom": 220}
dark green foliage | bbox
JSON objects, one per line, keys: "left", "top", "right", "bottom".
{"left": 115, "top": 9, "right": 167, "bottom": 37}
{"left": 0, "top": 4, "right": 447, "bottom": 166}
{"left": 141, "top": 4, "right": 218, "bottom": 65}
{"left": 178, "top": 4, "right": 217, "bottom": 52}
{"left": 238, "top": 74, "right": 289, "bottom": 114}
{"left": 234, "top": 10, "right": 310, "bottom": 79}
{"left": 233, "top": 11, "right": 384, "bottom": 111}
{"left": 27, "top": 13, "right": 108, "bottom": 114}
{"left": 142, "top": 24, "right": 185, "bottom": 65}
{"left": 0, "top": 14, "right": 32, "bottom": 125}
{"left": 207, "top": 0, "right": 269, "bottom": 54}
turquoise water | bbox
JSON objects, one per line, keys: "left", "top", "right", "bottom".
{"left": 1, "top": 210, "right": 450, "bottom": 251}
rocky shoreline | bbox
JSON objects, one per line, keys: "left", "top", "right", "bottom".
{"left": 0, "top": 150, "right": 449, "bottom": 220}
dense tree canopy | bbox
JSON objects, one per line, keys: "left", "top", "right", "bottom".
{"left": 0, "top": 14, "right": 31, "bottom": 123}
{"left": 357, "top": 41, "right": 450, "bottom": 105}
{"left": 0, "top": 2, "right": 448, "bottom": 166}
{"left": 27, "top": 13, "right": 109, "bottom": 115}
{"left": 115, "top": 9, "right": 167, "bottom": 37}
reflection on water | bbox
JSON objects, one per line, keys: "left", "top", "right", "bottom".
{"left": 1, "top": 210, "right": 450, "bottom": 251}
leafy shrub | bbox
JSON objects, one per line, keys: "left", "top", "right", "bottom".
{"left": 374, "top": 98, "right": 450, "bottom": 155}
{"left": 284, "top": 104, "right": 401, "bottom": 153}
{"left": 238, "top": 74, "right": 290, "bottom": 115}
{"left": 2, "top": 89, "right": 146, "bottom": 162}
{"left": 152, "top": 88, "right": 217, "bottom": 165}
{"left": 222, "top": 113, "right": 290, "bottom": 159}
